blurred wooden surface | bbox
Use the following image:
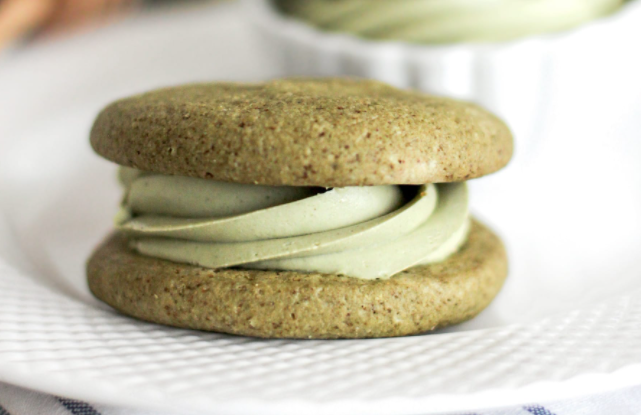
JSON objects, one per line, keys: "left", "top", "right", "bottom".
{"left": 0, "top": 0, "right": 220, "bottom": 51}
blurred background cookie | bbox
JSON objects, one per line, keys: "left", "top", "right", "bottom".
{"left": 274, "top": 0, "right": 626, "bottom": 43}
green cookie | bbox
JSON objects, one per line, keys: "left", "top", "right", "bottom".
{"left": 90, "top": 78, "right": 512, "bottom": 187}
{"left": 88, "top": 78, "right": 513, "bottom": 338}
{"left": 88, "top": 220, "right": 508, "bottom": 339}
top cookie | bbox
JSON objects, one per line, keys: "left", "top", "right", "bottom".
{"left": 90, "top": 78, "right": 512, "bottom": 187}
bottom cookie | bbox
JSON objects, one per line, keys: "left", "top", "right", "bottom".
{"left": 87, "top": 219, "right": 508, "bottom": 339}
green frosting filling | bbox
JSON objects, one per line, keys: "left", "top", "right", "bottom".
{"left": 116, "top": 167, "right": 470, "bottom": 280}
{"left": 275, "top": 0, "right": 624, "bottom": 43}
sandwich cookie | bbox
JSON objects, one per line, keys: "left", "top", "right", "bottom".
{"left": 88, "top": 78, "right": 512, "bottom": 339}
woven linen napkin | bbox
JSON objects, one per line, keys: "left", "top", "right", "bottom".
{"left": 2, "top": 381, "right": 641, "bottom": 415}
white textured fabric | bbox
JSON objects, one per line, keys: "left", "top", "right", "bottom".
{"left": 2, "top": 381, "right": 641, "bottom": 415}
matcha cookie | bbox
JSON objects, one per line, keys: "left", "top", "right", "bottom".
{"left": 90, "top": 78, "right": 512, "bottom": 187}
{"left": 88, "top": 220, "right": 506, "bottom": 339}
{"left": 87, "top": 78, "right": 513, "bottom": 339}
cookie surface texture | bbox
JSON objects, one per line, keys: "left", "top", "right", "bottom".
{"left": 90, "top": 79, "right": 513, "bottom": 186}
{"left": 87, "top": 219, "right": 508, "bottom": 339}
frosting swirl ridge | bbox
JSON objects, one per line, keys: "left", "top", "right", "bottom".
{"left": 116, "top": 168, "right": 469, "bottom": 279}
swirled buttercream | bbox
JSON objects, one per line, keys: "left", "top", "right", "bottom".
{"left": 116, "top": 167, "right": 469, "bottom": 279}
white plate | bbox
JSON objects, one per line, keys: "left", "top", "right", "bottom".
{"left": 1, "top": 3, "right": 641, "bottom": 415}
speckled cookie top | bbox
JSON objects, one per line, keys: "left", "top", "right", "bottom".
{"left": 90, "top": 78, "right": 513, "bottom": 186}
